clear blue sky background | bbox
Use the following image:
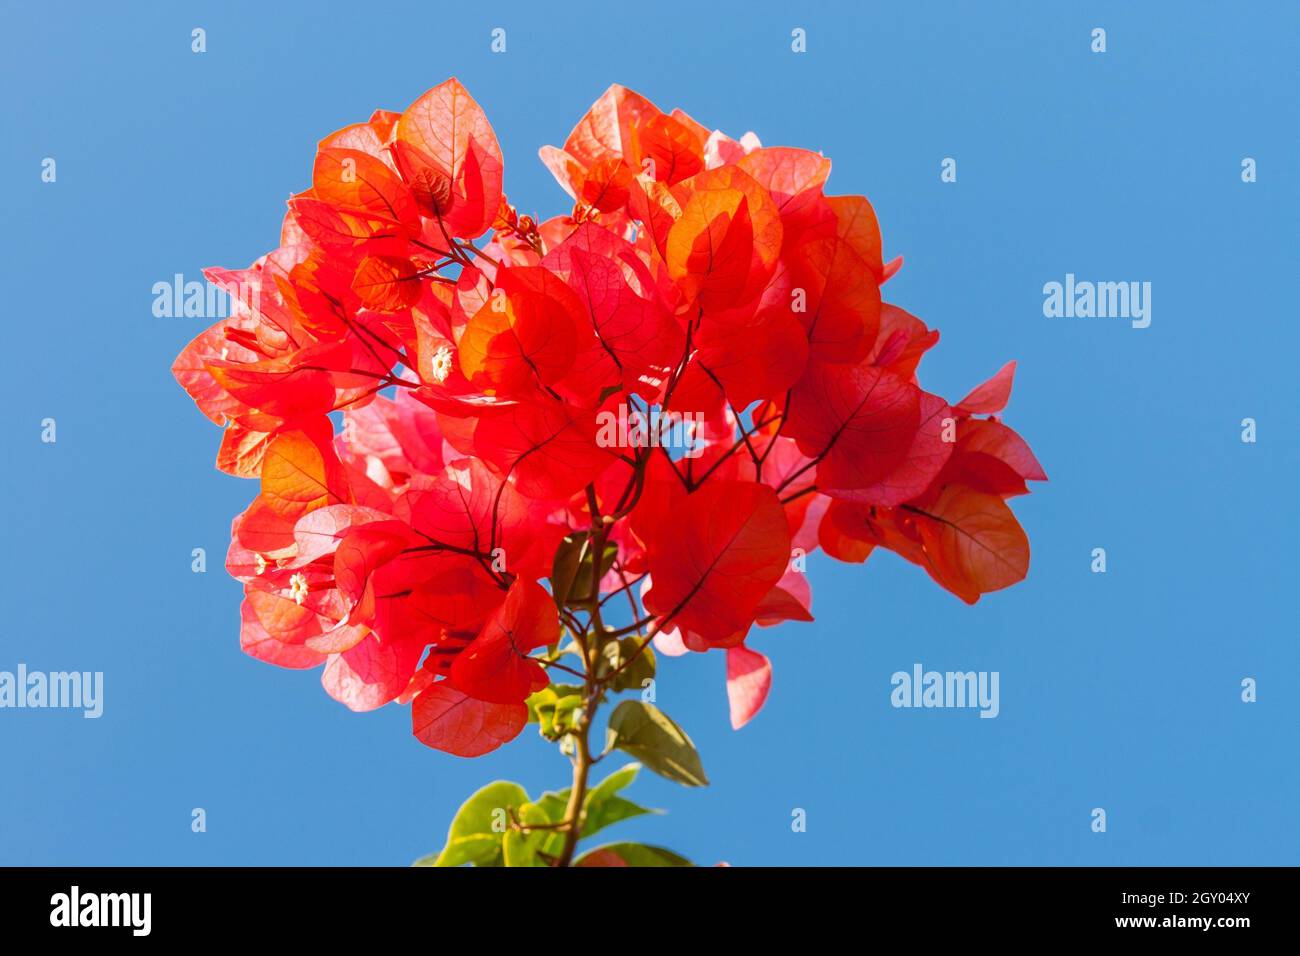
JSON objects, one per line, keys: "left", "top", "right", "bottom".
{"left": 2, "top": 0, "right": 1296, "bottom": 866}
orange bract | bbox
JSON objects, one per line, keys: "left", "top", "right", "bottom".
{"left": 174, "top": 78, "right": 1045, "bottom": 758}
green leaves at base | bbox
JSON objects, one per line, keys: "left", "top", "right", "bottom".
{"left": 503, "top": 798, "right": 566, "bottom": 867}
{"left": 414, "top": 696, "right": 707, "bottom": 867}
{"left": 582, "top": 762, "right": 658, "bottom": 836}
{"left": 605, "top": 700, "right": 708, "bottom": 787}
{"left": 412, "top": 763, "right": 666, "bottom": 867}
{"left": 413, "top": 780, "right": 526, "bottom": 867}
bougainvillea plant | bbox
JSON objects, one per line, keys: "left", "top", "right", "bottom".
{"left": 174, "top": 78, "right": 1045, "bottom": 867}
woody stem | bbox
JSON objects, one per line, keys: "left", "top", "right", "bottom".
{"left": 556, "top": 719, "right": 592, "bottom": 867}
{"left": 556, "top": 488, "right": 610, "bottom": 867}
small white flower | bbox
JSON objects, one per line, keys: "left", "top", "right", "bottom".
{"left": 430, "top": 345, "right": 454, "bottom": 384}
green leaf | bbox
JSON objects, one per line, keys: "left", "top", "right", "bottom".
{"left": 565, "top": 541, "right": 619, "bottom": 606}
{"left": 535, "top": 787, "right": 571, "bottom": 823}
{"left": 598, "top": 636, "right": 656, "bottom": 693}
{"left": 414, "top": 780, "right": 528, "bottom": 867}
{"left": 502, "top": 802, "right": 551, "bottom": 867}
{"left": 548, "top": 533, "right": 588, "bottom": 610}
{"left": 583, "top": 795, "right": 654, "bottom": 837}
{"left": 414, "top": 834, "right": 500, "bottom": 868}
{"left": 502, "top": 791, "right": 570, "bottom": 867}
{"left": 605, "top": 701, "right": 708, "bottom": 787}
{"left": 582, "top": 763, "right": 658, "bottom": 837}
{"left": 587, "top": 761, "right": 640, "bottom": 801}
{"left": 574, "top": 842, "right": 693, "bottom": 867}
{"left": 525, "top": 683, "right": 584, "bottom": 740}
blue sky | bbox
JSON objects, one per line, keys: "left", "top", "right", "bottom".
{"left": 2, "top": 0, "right": 1297, "bottom": 865}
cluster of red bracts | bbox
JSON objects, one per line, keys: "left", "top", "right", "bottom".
{"left": 174, "top": 79, "right": 1044, "bottom": 756}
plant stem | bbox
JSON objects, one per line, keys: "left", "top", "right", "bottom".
{"left": 556, "top": 721, "right": 592, "bottom": 867}
{"left": 555, "top": 488, "right": 612, "bottom": 867}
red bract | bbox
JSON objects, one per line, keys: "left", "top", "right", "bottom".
{"left": 177, "top": 78, "right": 1045, "bottom": 761}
